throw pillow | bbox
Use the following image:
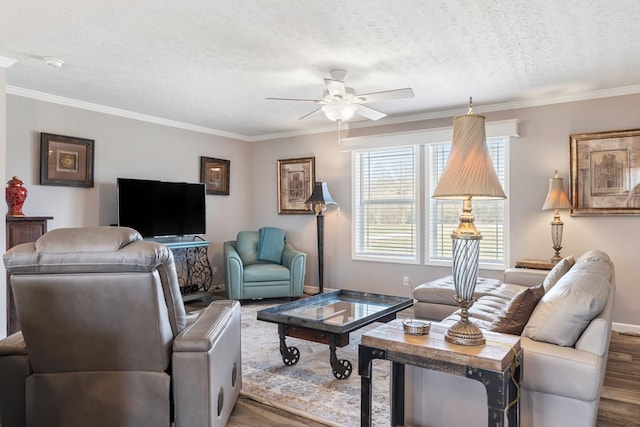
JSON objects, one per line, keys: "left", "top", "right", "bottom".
{"left": 542, "top": 255, "right": 575, "bottom": 292}
{"left": 523, "top": 257, "right": 612, "bottom": 347}
{"left": 489, "top": 284, "right": 545, "bottom": 335}
{"left": 257, "top": 227, "right": 286, "bottom": 263}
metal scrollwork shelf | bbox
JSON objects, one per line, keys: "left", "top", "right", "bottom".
{"left": 165, "top": 240, "right": 213, "bottom": 299}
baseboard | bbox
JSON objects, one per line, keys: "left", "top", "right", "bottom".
{"left": 612, "top": 322, "right": 640, "bottom": 334}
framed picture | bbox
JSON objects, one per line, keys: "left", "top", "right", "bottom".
{"left": 200, "top": 156, "right": 230, "bottom": 195}
{"left": 570, "top": 128, "right": 640, "bottom": 215}
{"left": 40, "top": 133, "right": 94, "bottom": 187}
{"left": 277, "top": 156, "right": 315, "bottom": 214}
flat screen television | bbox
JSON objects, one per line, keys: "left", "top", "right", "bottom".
{"left": 117, "top": 177, "right": 206, "bottom": 238}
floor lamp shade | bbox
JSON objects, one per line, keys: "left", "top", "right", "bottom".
{"left": 432, "top": 102, "right": 506, "bottom": 345}
{"left": 542, "top": 171, "right": 571, "bottom": 263}
{"left": 305, "top": 181, "right": 336, "bottom": 294}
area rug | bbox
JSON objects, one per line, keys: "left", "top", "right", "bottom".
{"left": 239, "top": 301, "right": 390, "bottom": 427}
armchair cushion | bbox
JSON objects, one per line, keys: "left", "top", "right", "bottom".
{"left": 257, "top": 227, "right": 285, "bottom": 263}
{"left": 236, "top": 231, "right": 260, "bottom": 265}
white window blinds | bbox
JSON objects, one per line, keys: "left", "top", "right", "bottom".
{"left": 354, "top": 146, "right": 418, "bottom": 261}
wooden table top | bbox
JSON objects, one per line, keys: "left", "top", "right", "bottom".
{"left": 362, "top": 319, "right": 521, "bottom": 372}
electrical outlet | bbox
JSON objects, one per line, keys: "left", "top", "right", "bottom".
{"left": 211, "top": 266, "right": 217, "bottom": 274}
{"left": 403, "top": 276, "right": 410, "bottom": 287}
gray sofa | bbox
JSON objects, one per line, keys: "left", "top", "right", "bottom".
{"left": 407, "top": 250, "right": 615, "bottom": 427}
{"left": 0, "top": 227, "right": 241, "bottom": 427}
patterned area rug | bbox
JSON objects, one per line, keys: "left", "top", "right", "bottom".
{"left": 240, "top": 301, "right": 390, "bottom": 427}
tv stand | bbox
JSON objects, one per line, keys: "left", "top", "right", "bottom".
{"left": 164, "top": 240, "right": 213, "bottom": 302}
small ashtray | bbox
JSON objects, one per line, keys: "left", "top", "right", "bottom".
{"left": 403, "top": 319, "right": 431, "bottom": 335}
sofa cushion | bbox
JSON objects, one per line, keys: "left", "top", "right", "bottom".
{"left": 257, "top": 227, "right": 285, "bottom": 263}
{"left": 489, "top": 284, "right": 544, "bottom": 335}
{"left": 523, "top": 254, "right": 612, "bottom": 346}
{"left": 542, "top": 255, "right": 575, "bottom": 292}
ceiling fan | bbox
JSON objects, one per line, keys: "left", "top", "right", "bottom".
{"left": 267, "top": 69, "right": 415, "bottom": 122}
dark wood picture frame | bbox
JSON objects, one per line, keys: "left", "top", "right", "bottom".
{"left": 570, "top": 128, "right": 640, "bottom": 216}
{"left": 40, "top": 132, "right": 94, "bottom": 187}
{"left": 277, "top": 156, "right": 315, "bottom": 214}
{"left": 200, "top": 156, "right": 230, "bottom": 195}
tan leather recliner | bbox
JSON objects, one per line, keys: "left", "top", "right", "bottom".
{"left": 0, "top": 227, "right": 241, "bottom": 427}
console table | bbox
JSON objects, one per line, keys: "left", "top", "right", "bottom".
{"left": 6, "top": 216, "right": 53, "bottom": 334}
{"left": 359, "top": 320, "right": 522, "bottom": 427}
{"left": 164, "top": 240, "right": 213, "bottom": 301}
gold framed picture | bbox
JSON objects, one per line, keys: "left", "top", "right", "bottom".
{"left": 570, "top": 128, "right": 640, "bottom": 215}
{"left": 200, "top": 156, "right": 230, "bottom": 195}
{"left": 277, "top": 157, "right": 315, "bottom": 214}
{"left": 40, "top": 132, "right": 94, "bottom": 187}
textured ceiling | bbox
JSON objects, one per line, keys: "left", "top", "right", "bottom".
{"left": 2, "top": 0, "right": 640, "bottom": 141}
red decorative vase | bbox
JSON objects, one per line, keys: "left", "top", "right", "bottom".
{"left": 6, "top": 176, "right": 28, "bottom": 217}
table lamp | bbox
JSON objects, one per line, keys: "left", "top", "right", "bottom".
{"left": 305, "top": 181, "right": 337, "bottom": 294}
{"left": 432, "top": 98, "right": 506, "bottom": 346}
{"left": 542, "top": 171, "right": 571, "bottom": 263}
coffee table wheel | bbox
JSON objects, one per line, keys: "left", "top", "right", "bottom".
{"left": 282, "top": 346, "right": 300, "bottom": 366}
{"left": 332, "top": 358, "right": 352, "bottom": 379}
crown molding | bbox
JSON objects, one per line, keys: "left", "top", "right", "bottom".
{"left": 5, "top": 85, "right": 247, "bottom": 141}
{"left": 7, "top": 83, "right": 640, "bottom": 142}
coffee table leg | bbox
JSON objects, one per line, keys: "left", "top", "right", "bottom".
{"left": 278, "top": 325, "right": 300, "bottom": 366}
{"left": 329, "top": 334, "right": 352, "bottom": 379}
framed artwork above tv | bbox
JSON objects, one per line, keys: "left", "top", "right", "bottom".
{"left": 200, "top": 156, "right": 230, "bottom": 195}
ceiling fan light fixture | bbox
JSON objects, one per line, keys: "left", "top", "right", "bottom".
{"left": 321, "top": 103, "right": 356, "bottom": 122}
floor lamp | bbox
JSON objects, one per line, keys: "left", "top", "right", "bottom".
{"left": 305, "top": 181, "right": 337, "bottom": 294}
{"left": 432, "top": 98, "right": 506, "bottom": 346}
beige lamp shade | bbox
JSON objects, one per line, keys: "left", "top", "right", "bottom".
{"left": 542, "top": 171, "right": 571, "bottom": 210}
{"left": 432, "top": 113, "right": 506, "bottom": 200}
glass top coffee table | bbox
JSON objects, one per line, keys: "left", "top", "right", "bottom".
{"left": 257, "top": 290, "right": 413, "bottom": 379}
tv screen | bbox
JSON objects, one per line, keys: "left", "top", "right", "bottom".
{"left": 117, "top": 178, "right": 206, "bottom": 238}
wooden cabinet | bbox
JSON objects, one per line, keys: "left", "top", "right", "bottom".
{"left": 5, "top": 216, "right": 53, "bottom": 335}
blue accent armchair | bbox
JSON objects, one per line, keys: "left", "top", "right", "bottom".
{"left": 224, "top": 230, "right": 306, "bottom": 300}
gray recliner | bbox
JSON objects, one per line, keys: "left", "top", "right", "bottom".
{"left": 224, "top": 230, "right": 306, "bottom": 300}
{"left": 0, "top": 227, "right": 241, "bottom": 427}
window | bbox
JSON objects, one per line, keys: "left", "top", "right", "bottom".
{"left": 428, "top": 137, "right": 507, "bottom": 266}
{"left": 353, "top": 146, "right": 418, "bottom": 262}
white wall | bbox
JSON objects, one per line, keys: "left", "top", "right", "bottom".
{"left": 4, "top": 92, "right": 640, "bottom": 337}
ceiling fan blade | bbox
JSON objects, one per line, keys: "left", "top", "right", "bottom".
{"left": 357, "top": 88, "right": 415, "bottom": 103}
{"left": 354, "top": 104, "right": 386, "bottom": 121}
{"left": 324, "top": 78, "right": 346, "bottom": 98}
{"left": 266, "top": 97, "right": 319, "bottom": 102}
{"left": 299, "top": 108, "right": 322, "bottom": 120}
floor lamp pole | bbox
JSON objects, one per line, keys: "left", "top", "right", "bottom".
{"left": 316, "top": 211, "right": 325, "bottom": 294}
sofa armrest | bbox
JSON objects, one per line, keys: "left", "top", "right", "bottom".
{"left": 520, "top": 337, "right": 606, "bottom": 402}
{"left": 224, "top": 241, "right": 244, "bottom": 299}
{"left": 503, "top": 268, "right": 547, "bottom": 287}
{"left": 172, "top": 300, "right": 242, "bottom": 426}
{"left": 0, "top": 332, "right": 31, "bottom": 427}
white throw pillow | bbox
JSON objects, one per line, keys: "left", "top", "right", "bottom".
{"left": 542, "top": 255, "right": 575, "bottom": 292}
{"left": 523, "top": 255, "right": 612, "bottom": 347}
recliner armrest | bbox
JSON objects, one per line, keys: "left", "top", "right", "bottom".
{"left": 172, "top": 300, "right": 242, "bottom": 427}
{"left": 173, "top": 300, "right": 238, "bottom": 352}
{"left": 0, "top": 332, "right": 31, "bottom": 427}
